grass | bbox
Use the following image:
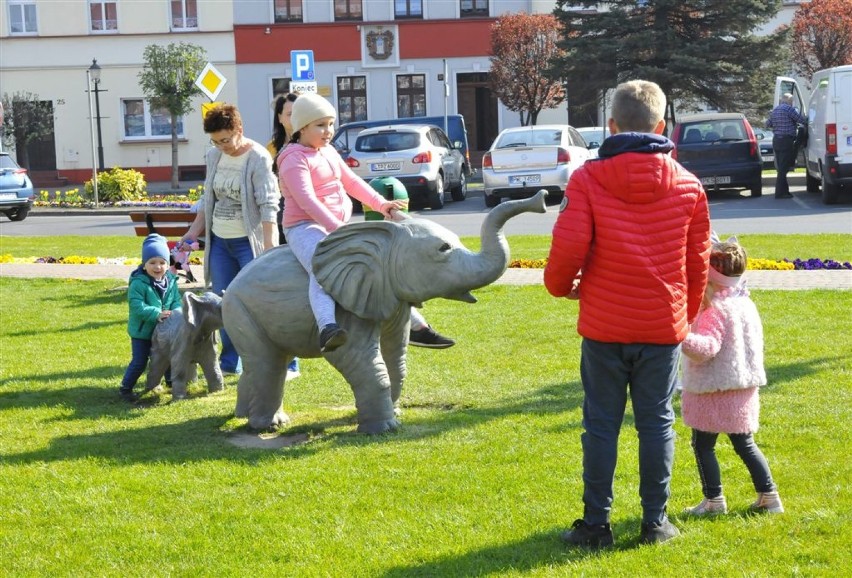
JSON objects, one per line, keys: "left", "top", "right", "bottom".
{"left": 1, "top": 242, "right": 851, "bottom": 575}
{"left": 1, "top": 233, "right": 851, "bottom": 263}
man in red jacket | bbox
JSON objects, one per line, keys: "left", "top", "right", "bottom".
{"left": 545, "top": 80, "right": 710, "bottom": 548}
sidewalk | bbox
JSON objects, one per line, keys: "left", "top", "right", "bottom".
{"left": 1, "top": 262, "right": 849, "bottom": 290}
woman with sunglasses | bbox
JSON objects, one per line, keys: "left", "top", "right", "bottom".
{"left": 181, "top": 103, "right": 279, "bottom": 376}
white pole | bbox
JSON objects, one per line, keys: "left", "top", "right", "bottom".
{"left": 86, "top": 69, "right": 99, "bottom": 207}
{"left": 443, "top": 59, "right": 449, "bottom": 134}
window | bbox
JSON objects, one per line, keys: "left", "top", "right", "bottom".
{"left": 271, "top": 77, "right": 293, "bottom": 100}
{"left": 334, "top": 0, "right": 362, "bottom": 21}
{"left": 170, "top": 0, "right": 197, "bottom": 30}
{"left": 337, "top": 76, "right": 367, "bottom": 125}
{"left": 89, "top": 0, "right": 117, "bottom": 32}
{"left": 460, "top": 0, "right": 487, "bottom": 17}
{"left": 8, "top": 0, "right": 37, "bottom": 34}
{"left": 396, "top": 74, "right": 426, "bottom": 118}
{"left": 274, "top": 0, "right": 302, "bottom": 22}
{"left": 395, "top": 0, "right": 422, "bottom": 18}
{"left": 122, "top": 99, "right": 184, "bottom": 140}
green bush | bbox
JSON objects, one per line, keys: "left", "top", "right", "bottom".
{"left": 84, "top": 167, "right": 147, "bottom": 202}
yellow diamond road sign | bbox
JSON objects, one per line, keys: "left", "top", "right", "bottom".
{"left": 195, "top": 62, "right": 227, "bottom": 101}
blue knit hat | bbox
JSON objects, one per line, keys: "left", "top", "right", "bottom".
{"left": 142, "top": 234, "right": 170, "bottom": 263}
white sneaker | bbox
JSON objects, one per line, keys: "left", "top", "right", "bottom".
{"left": 750, "top": 491, "right": 784, "bottom": 514}
{"left": 685, "top": 496, "right": 727, "bottom": 516}
{"left": 286, "top": 370, "right": 301, "bottom": 381}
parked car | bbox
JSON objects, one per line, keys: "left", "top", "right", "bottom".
{"left": 343, "top": 124, "right": 467, "bottom": 210}
{"left": 777, "top": 66, "right": 852, "bottom": 204}
{"left": 481, "top": 124, "right": 593, "bottom": 208}
{"left": 332, "top": 114, "right": 473, "bottom": 177}
{"left": 671, "top": 113, "right": 763, "bottom": 197}
{"left": 576, "top": 126, "right": 611, "bottom": 151}
{"left": 0, "top": 152, "right": 35, "bottom": 221}
{"left": 754, "top": 128, "right": 776, "bottom": 170}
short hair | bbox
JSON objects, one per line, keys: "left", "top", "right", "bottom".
{"left": 780, "top": 93, "right": 794, "bottom": 105}
{"left": 611, "top": 80, "right": 666, "bottom": 133}
{"left": 710, "top": 240, "right": 748, "bottom": 277}
{"left": 203, "top": 104, "right": 242, "bottom": 134}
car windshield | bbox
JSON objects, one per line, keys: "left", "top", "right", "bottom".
{"left": 681, "top": 121, "right": 745, "bottom": 143}
{"left": 495, "top": 129, "right": 561, "bottom": 148}
{"left": 356, "top": 132, "right": 420, "bottom": 152}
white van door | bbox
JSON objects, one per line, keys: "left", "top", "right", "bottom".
{"left": 834, "top": 69, "right": 852, "bottom": 166}
{"left": 774, "top": 76, "right": 805, "bottom": 112}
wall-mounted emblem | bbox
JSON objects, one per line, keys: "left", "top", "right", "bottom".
{"left": 361, "top": 25, "right": 400, "bottom": 68}
{"left": 366, "top": 29, "right": 394, "bottom": 60}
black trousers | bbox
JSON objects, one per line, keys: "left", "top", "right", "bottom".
{"left": 691, "top": 429, "right": 777, "bottom": 499}
{"left": 772, "top": 135, "right": 797, "bottom": 197}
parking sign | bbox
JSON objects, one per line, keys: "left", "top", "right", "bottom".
{"left": 291, "top": 50, "right": 314, "bottom": 81}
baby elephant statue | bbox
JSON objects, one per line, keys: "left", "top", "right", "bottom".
{"left": 144, "top": 291, "right": 225, "bottom": 400}
{"left": 222, "top": 190, "right": 547, "bottom": 434}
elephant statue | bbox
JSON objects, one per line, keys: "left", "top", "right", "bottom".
{"left": 221, "top": 190, "right": 547, "bottom": 433}
{"left": 144, "top": 291, "right": 225, "bottom": 400}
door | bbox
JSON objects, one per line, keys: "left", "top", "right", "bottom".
{"left": 774, "top": 76, "right": 811, "bottom": 171}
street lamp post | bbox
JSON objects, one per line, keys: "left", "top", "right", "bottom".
{"left": 86, "top": 61, "right": 99, "bottom": 207}
{"left": 88, "top": 59, "right": 105, "bottom": 171}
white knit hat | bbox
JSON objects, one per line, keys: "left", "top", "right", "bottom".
{"left": 290, "top": 93, "right": 336, "bottom": 133}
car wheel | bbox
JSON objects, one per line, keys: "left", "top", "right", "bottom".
{"left": 484, "top": 193, "right": 500, "bottom": 208}
{"left": 429, "top": 174, "right": 445, "bottom": 210}
{"left": 450, "top": 170, "right": 467, "bottom": 202}
{"left": 821, "top": 175, "right": 840, "bottom": 205}
{"left": 806, "top": 171, "right": 820, "bottom": 193}
{"left": 9, "top": 206, "right": 30, "bottom": 221}
{"left": 750, "top": 182, "right": 762, "bottom": 197}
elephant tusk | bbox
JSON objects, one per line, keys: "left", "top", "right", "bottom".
{"left": 448, "top": 292, "right": 477, "bottom": 304}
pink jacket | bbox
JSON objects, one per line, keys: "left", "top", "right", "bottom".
{"left": 681, "top": 286, "right": 767, "bottom": 394}
{"left": 277, "top": 143, "right": 387, "bottom": 232}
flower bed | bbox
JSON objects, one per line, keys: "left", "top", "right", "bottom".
{"left": 508, "top": 258, "right": 851, "bottom": 271}
{"left": 33, "top": 187, "right": 203, "bottom": 209}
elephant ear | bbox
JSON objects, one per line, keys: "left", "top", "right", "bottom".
{"left": 313, "top": 222, "right": 399, "bottom": 321}
{"left": 184, "top": 292, "right": 200, "bottom": 330}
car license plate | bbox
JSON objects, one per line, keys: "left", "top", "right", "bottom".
{"left": 371, "top": 162, "right": 401, "bottom": 172}
{"left": 509, "top": 174, "right": 541, "bottom": 185}
{"left": 700, "top": 176, "right": 731, "bottom": 185}
{"left": 763, "top": 155, "right": 774, "bottom": 162}
{"left": 0, "top": 192, "right": 17, "bottom": 200}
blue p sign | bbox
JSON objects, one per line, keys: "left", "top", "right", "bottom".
{"left": 291, "top": 50, "right": 314, "bottom": 81}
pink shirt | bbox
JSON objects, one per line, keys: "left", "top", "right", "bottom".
{"left": 277, "top": 143, "right": 387, "bottom": 232}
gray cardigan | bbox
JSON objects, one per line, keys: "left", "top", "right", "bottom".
{"left": 201, "top": 139, "right": 280, "bottom": 286}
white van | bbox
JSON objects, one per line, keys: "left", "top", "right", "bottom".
{"left": 776, "top": 66, "right": 852, "bottom": 204}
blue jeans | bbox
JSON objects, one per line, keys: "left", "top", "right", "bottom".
{"left": 121, "top": 337, "right": 171, "bottom": 392}
{"left": 579, "top": 338, "right": 679, "bottom": 525}
{"left": 209, "top": 233, "right": 255, "bottom": 374}
{"left": 691, "top": 430, "right": 776, "bottom": 498}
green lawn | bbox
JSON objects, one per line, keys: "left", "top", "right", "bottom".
{"left": 1, "top": 261, "right": 850, "bottom": 575}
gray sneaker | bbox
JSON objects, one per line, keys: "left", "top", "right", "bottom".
{"left": 750, "top": 491, "right": 784, "bottom": 514}
{"left": 640, "top": 517, "right": 680, "bottom": 544}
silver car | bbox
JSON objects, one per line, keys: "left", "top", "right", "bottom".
{"left": 344, "top": 124, "right": 467, "bottom": 210}
{"left": 481, "top": 124, "right": 593, "bottom": 207}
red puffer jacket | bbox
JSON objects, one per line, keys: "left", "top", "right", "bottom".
{"left": 544, "top": 133, "right": 710, "bottom": 345}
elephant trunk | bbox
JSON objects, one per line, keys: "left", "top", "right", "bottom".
{"left": 464, "top": 190, "right": 548, "bottom": 290}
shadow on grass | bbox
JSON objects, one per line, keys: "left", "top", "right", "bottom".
{"left": 0, "top": 365, "right": 126, "bottom": 388}
{"left": 0, "top": 380, "right": 586, "bottom": 465}
{"left": 378, "top": 520, "right": 650, "bottom": 577}
{"left": 3, "top": 318, "right": 123, "bottom": 338}
{"left": 765, "top": 355, "right": 848, "bottom": 389}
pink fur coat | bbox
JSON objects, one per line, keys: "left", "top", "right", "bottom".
{"left": 681, "top": 286, "right": 767, "bottom": 434}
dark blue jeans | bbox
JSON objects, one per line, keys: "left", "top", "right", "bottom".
{"left": 772, "top": 134, "right": 797, "bottom": 197}
{"left": 691, "top": 429, "right": 776, "bottom": 498}
{"left": 209, "top": 233, "right": 255, "bottom": 374}
{"left": 579, "top": 338, "right": 679, "bottom": 525}
{"left": 121, "top": 337, "right": 171, "bottom": 392}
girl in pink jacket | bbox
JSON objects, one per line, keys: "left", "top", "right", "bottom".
{"left": 681, "top": 236, "right": 783, "bottom": 516}
{"left": 277, "top": 94, "right": 406, "bottom": 352}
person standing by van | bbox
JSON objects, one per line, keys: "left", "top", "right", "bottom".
{"left": 766, "top": 93, "right": 807, "bottom": 199}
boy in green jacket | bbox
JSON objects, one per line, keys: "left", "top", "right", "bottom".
{"left": 120, "top": 234, "right": 182, "bottom": 401}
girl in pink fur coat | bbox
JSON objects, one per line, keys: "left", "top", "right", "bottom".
{"left": 681, "top": 236, "right": 783, "bottom": 516}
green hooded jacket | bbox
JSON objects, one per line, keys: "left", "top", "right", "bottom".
{"left": 127, "top": 267, "right": 181, "bottom": 339}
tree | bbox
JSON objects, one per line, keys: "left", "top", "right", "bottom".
{"left": 138, "top": 42, "right": 207, "bottom": 189}
{"left": 489, "top": 13, "right": 566, "bottom": 126}
{"left": 791, "top": 0, "right": 852, "bottom": 80}
{"left": 1, "top": 92, "right": 54, "bottom": 169}
{"left": 551, "top": 0, "right": 789, "bottom": 129}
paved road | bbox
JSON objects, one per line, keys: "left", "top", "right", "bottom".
{"left": 2, "top": 179, "right": 851, "bottom": 237}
